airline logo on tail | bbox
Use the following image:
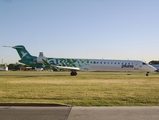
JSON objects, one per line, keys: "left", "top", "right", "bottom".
{"left": 12, "top": 45, "right": 32, "bottom": 59}
{"left": 21, "top": 51, "right": 27, "bottom": 59}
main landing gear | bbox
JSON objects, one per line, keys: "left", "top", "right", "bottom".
{"left": 70, "top": 71, "right": 77, "bottom": 76}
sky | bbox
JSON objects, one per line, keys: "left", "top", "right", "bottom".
{"left": 0, "top": 0, "right": 159, "bottom": 64}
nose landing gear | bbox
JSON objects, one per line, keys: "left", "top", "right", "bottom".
{"left": 146, "top": 72, "right": 149, "bottom": 76}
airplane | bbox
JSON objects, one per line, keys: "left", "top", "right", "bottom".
{"left": 5, "top": 45, "right": 157, "bottom": 76}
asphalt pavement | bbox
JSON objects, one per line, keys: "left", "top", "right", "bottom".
{"left": 0, "top": 106, "right": 159, "bottom": 120}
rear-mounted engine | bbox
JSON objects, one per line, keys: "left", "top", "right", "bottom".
{"left": 35, "top": 52, "right": 48, "bottom": 63}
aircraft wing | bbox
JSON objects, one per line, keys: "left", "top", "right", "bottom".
{"left": 42, "top": 59, "right": 80, "bottom": 71}
{"left": 56, "top": 66, "right": 80, "bottom": 71}
{"left": 42, "top": 59, "right": 52, "bottom": 66}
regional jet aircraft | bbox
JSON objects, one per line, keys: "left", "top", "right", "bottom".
{"left": 5, "top": 45, "right": 157, "bottom": 76}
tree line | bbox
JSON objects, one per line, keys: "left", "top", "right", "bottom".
{"left": 0, "top": 64, "right": 34, "bottom": 71}
{"left": 149, "top": 60, "right": 159, "bottom": 65}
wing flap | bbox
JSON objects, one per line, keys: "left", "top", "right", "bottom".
{"left": 56, "top": 66, "right": 80, "bottom": 71}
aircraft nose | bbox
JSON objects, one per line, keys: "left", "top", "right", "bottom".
{"left": 149, "top": 66, "right": 157, "bottom": 72}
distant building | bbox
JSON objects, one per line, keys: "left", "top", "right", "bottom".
{"left": 20, "top": 67, "right": 33, "bottom": 71}
{"left": 35, "top": 68, "right": 43, "bottom": 71}
{"left": 0, "top": 64, "right": 8, "bottom": 71}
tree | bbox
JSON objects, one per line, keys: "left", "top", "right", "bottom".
{"left": 149, "top": 60, "right": 159, "bottom": 65}
{"left": 8, "top": 63, "right": 26, "bottom": 71}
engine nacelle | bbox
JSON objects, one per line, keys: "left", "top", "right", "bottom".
{"left": 33, "top": 52, "right": 48, "bottom": 63}
{"left": 36, "top": 56, "right": 47, "bottom": 63}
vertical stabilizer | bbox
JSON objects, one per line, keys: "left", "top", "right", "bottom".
{"left": 12, "top": 45, "right": 32, "bottom": 59}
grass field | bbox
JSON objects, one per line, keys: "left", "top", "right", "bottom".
{"left": 0, "top": 71, "right": 159, "bottom": 106}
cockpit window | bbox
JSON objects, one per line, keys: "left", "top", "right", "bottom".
{"left": 142, "top": 62, "right": 147, "bottom": 65}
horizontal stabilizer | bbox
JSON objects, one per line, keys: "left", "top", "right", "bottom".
{"left": 3, "top": 46, "right": 13, "bottom": 48}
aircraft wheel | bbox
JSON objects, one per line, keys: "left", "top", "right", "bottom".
{"left": 70, "top": 71, "right": 77, "bottom": 76}
{"left": 146, "top": 72, "right": 149, "bottom": 76}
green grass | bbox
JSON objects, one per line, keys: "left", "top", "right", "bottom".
{"left": 0, "top": 71, "right": 159, "bottom": 106}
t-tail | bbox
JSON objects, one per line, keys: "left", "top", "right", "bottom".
{"left": 12, "top": 45, "right": 33, "bottom": 60}
{"left": 12, "top": 45, "right": 48, "bottom": 68}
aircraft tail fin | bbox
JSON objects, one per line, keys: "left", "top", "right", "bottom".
{"left": 12, "top": 45, "right": 32, "bottom": 60}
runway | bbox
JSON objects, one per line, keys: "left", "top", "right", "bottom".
{"left": 0, "top": 106, "right": 159, "bottom": 120}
